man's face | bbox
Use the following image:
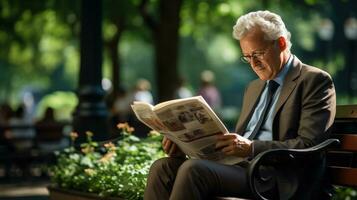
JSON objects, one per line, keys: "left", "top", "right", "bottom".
{"left": 239, "top": 28, "right": 283, "bottom": 81}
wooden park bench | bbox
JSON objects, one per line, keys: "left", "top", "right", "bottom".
{"left": 243, "top": 104, "right": 357, "bottom": 200}
{"left": 0, "top": 122, "right": 69, "bottom": 179}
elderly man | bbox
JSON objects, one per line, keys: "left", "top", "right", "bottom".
{"left": 144, "top": 10, "right": 336, "bottom": 200}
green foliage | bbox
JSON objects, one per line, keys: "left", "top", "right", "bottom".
{"left": 0, "top": 0, "right": 79, "bottom": 101}
{"left": 50, "top": 123, "right": 164, "bottom": 200}
{"left": 36, "top": 91, "right": 78, "bottom": 120}
{"left": 333, "top": 186, "right": 357, "bottom": 200}
{"left": 1, "top": 0, "right": 354, "bottom": 106}
{"left": 336, "top": 95, "right": 357, "bottom": 105}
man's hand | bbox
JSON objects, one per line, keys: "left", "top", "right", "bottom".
{"left": 216, "top": 133, "right": 252, "bottom": 157}
{"left": 162, "top": 136, "right": 185, "bottom": 158}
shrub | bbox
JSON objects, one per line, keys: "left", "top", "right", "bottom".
{"left": 50, "top": 123, "right": 164, "bottom": 200}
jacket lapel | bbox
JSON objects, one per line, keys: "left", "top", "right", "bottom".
{"left": 237, "top": 80, "right": 266, "bottom": 133}
{"left": 272, "top": 56, "right": 302, "bottom": 120}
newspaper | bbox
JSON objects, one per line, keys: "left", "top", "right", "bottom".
{"left": 131, "top": 96, "right": 243, "bottom": 165}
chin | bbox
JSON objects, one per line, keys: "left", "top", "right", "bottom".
{"left": 257, "top": 75, "right": 269, "bottom": 81}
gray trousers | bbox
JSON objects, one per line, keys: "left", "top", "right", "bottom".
{"left": 144, "top": 157, "right": 251, "bottom": 200}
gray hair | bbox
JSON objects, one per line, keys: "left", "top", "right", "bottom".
{"left": 233, "top": 10, "right": 292, "bottom": 50}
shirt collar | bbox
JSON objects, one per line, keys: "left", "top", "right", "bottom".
{"left": 270, "top": 54, "right": 293, "bottom": 86}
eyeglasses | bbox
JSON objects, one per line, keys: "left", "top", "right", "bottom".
{"left": 240, "top": 43, "right": 274, "bottom": 64}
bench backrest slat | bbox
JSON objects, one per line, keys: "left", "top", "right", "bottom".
{"left": 328, "top": 105, "right": 357, "bottom": 187}
{"left": 332, "top": 134, "right": 357, "bottom": 152}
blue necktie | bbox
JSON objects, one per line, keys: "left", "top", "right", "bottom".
{"left": 248, "top": 80, "right": 279, "bottom": 140}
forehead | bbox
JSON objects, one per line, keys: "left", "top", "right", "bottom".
{"left": 239, "top": 28, "right": 270, "bottom": 53}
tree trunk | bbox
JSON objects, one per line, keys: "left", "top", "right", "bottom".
{"left": 154, "top": 0, "right": 182, "bottom": 102}
{"left": 72, "top": 0, "right": 109, "bottom": 143}
{"left": 107, "top": 30, "right": 122, "bottom": 95}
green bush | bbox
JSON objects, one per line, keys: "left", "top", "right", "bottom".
{"left": 50, "top": 123, "right": 165, "bottom": 200}
{"left": 333, "top": 186, "right": 357, "bottom": 200}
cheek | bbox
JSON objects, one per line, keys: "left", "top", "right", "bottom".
{"left": 256, "top": 63, "right": 274, "bottom": 80}
{"left": 254, "top": 68, "right": 271, "bottom": 80}
{"left": 266, "top": 53, "right": 282, "bottom": 73}
{"left": 263, "top": 60, "right": 278, "bottom": 73}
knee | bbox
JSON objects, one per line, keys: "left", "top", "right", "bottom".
{"left": 149, "top": 157, "right": 184, "bottom": 177}
{"left": 149, "top": 157, "right": 170, "bottom": 175}
{"left": 177, "top": 159, "right": 210, "bottom": 179}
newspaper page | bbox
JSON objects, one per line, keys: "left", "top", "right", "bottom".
{"left": 130, "top": 102, "right": 169, "bottom": 133}
{"left": 131, "top": 96, "right": 243, "bottom": 165}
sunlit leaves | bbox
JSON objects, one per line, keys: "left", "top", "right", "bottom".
{"left": 9, "top": 42, "right": 33, "bottom": 69}
{"left": 294, "top": 16, "right": 319, "bottom": 51}
{"left": 0, "top": 1, "right": 78, "bottom": 101}
{"left": 39, "top": 37, "right": 64, "bottom": 69}
{"left": 207, "top": 34, "right": 239, "bottom": 67}
{"left": 0, "top": 0, "right": 11, "bottom": 18}
{"left": 36, "top": 91, "right": 78, "bottom": 120}
{"left": 226, "top": 1, "right": 244, "bottom": 17}
{"left": 0, "top": 31, "right": 8, "bottom": 44}
{"left": 63, "top": 45, "right": 79, "bottom": 81}
{"left": 218, "top": 3, "right": 230, "bottom": 15}
{"left": 103, "top": 21, "right": 118, "bottom": 41}
{"left": 196, "top": 2, "right": 210, "bottom": 22}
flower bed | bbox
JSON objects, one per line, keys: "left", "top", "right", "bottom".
{"left": 49, "top": 123, "right": 164, "bottom": 200}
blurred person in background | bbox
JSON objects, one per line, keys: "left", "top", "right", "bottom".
{"left": 198, "top": 70, "right": 222, "bottom": 111}
{"left": 174, "top": 77, "right": 193, "bottom": 99}
{"left": 112, "top": 86, "right": 132, "bottom": 123}
{"left": 128, "top": 78, "right": 154, "bottom": 137}
{"left": 108, "top": 86, "right": 133, "bottom": 136}
{"left": 133, "top": 78, "right": 154, "bottom": 104}
{"left": 35, "top": 107, "right": 69, "bottom": 153}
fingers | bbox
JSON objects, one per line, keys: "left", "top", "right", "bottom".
{"left": 215, "top": 139, "right": 231, "bottom": 151}
{"left": 221, "top": 143, "right": 235, "bottom": 154}
{"left": 215, "top": 133, "right": 236, "bottom": 150}
{"left": 162, "top": 136, "right": 183, "bottom": 157}
{"left": 162, "top": 136, "right": 172, "bottom": 154}
{"left": 216, "top": 133, "right": 252, "bottom": 157}
{"left": 162, "top": 136, "right": 167, "bottom": 145}
{"left": 218, "top": 139, "right": 239, "bottom": 154}
{"left": 168, "top": 143, "right": 177, "bottom": 156}
{"left": 217, "top": 133, "right": 236, "bottom": 140}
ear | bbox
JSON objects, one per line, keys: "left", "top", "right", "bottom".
{"left": 277, "top": 37, "right": 286, "bottom": 51}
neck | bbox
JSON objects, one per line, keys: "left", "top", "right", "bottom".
{"left": 276, "top": 51, "right": 291, "bottom": 76}
{"left": 282, "top": 51, "right": 291, "bottom": 64}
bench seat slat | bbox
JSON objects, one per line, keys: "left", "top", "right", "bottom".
{"left": 329, "top": 166, "right": 357, "bottom": 187}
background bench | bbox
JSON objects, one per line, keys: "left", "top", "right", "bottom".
{"left": 0, "top": 122, "right": 70, "bottom": 179}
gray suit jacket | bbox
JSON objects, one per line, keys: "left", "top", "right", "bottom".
{"left": 235, "top": 55, "right": 336, "bottom": 157}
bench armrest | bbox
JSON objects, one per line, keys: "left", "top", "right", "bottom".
{"left": 247, "top": 139, "right": 340, "bottom": 200}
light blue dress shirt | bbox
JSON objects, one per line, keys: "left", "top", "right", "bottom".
{"left": 243, "top": 55, "right": 293, "bottom": 141}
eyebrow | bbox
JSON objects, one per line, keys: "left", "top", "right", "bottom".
{"left": 242, "top": 50, "right": 265, "bottom": 56}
